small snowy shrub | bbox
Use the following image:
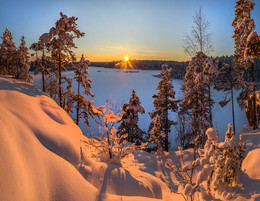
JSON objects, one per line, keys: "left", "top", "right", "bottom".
{"left": 209, "top": 124, "right": 246, "bottom": 190}
{"left": 85, "top": 103, "right": 138, "bottom": 164}
{"left": 166, "top": 124, "right": 246, "bottom": 200}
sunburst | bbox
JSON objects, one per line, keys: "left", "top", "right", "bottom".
{"left": 115, "top": 55, "right": 133, "bottom": 69}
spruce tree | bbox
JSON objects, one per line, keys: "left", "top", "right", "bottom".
{"left": 0, "top": 28, "right": 16, "bottom": 75}
{"left": 149, "top": 64, "right": 178, "bottom": 151}
{"left": 15, "top": 36, "right": 33, "bottom": 83}
{"left": 149, "top": 115, "right": 166, "bottom": 153}
{"left": 118, "top": 89, "right": 145, "bottom": 145}
{"left": 73, "top": 54, "right": 98, "bottom": 126}
{"left": 47, "top": 12, "right": 85, "bottom": 108}
{"left": 232, "top": 0, "right": 258, "bottom": 129}
{"left": 181, "top": 52, "right": 218, "bottom": 147}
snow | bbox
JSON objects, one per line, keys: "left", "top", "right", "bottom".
{"left": 1, "top": 75, "right": 260, "bottom": 201}
{"left": 206, "top": 127, "right": 218, "bottom": 142}
{"left": 0, "top": 76, "right": 180, "bottom": 201}
{"left": 0, "top": 76, "right": 98, "bottom": 201}
{"left": 242, "top": 148, "right": 260, "bottom": 179}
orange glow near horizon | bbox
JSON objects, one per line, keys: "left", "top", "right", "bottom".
{"left": 73, "top": 49, "right": 189, "bottom": 62}
{"left": 115, "top": 56, "right": 133, "bottom": 69}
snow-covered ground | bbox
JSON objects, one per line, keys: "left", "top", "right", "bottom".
{"left": 1, "top": 76, "right": 259, "bottom": 201}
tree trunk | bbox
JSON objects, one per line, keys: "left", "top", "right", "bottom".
{"left": 42, "top": 48, "right": 45, "bottom": 92}
{"left": 106, "top": 128, "right": 112, "bottom": 159}
{"left": 6, "top": 61, "right": 8, "bottom": 75}
{"left": 201, "top": 86, "right": 206, "bottom": 146}
{"left": 208, "top": 86, "right": 213, "bottom": 128}
{"left": 165, "top": 118, "right": 169, "bottom": 152}
{"left": 58, "top": 52, "right": 62, "bottom": 108}
{"left": 231, "top": 81, "right": 236, "bottom": 133}
{"left": 165, "top": 92, "right": 169, "bottom": 152}
{"left": 76, "top": 81, "right": 80, "bottom": 125}
{"left": 252, "top": 62, "right": 257, "bottom": 130}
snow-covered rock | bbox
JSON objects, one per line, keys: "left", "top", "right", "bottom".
{"left": 242, "top": 148, "right": 260, "bottom": 179}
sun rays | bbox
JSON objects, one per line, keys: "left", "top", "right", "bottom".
{"left": 115, "top": 55, "right": 133, "bottom": 69}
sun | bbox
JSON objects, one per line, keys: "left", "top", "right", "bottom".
{"left": 124, "top": 56, "right": 129, "bottom": 61}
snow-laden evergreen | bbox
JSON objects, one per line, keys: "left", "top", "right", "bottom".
{"left": 232, "top": 0, "right": 258, "bottom": 130}
{"left": 149, "top": 115, "right": 166, "bottom": 153}
{"left": 149, "top": 64, "right": 178, "bottom": 152}
{"left": 47, "top": 12, "right": 85, "bottom": 108}
{"left": 180, "top": 52, "right": 218, "bottom": 147}
{"left": 73, "top": 54, "right": 98, "bottom": 126}
{"left": 232, "top": 0, "right": 256, "bottom": 66}
{"left": 0, "top": 28, "right": 16, "bottom": 75}
{"left": 15, "top": 36, "right": 33, "bottom": 83}
{"left": 118, "top": 90, "right": 145, "bottom": 145}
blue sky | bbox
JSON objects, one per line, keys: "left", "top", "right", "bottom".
{"left": 0, "top": 0, "right": 259, "bottom": 61}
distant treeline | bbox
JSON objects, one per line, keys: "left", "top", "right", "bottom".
{"left": 30, "top": 56, "right": 260, "bottom": 81}
{"left": 91, "top": 60, "right": 189, "bottom": 79}
{"left": 91, "top": 57, "right": 260, "bottom": 81}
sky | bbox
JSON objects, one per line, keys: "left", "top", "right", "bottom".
{"left": 0, "top": 0, "right": 259, "bottom": 62}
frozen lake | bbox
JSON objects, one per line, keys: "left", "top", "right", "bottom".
{"left": 33, "top": 66, "right": 248, "bottom": 148}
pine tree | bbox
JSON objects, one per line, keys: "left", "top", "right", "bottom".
{"left": 118, "top": 90, "right": 145, "bottom": 145}
{"left": 180, "top": 57, "right": 200, "bottom": 148}
{"left": 15, "top": 36, "right": 33, "bottom": 83}
{"left": 73, "top": 54, "right": 98, "bottom": 126}
{"left": 232, "top": 0, "right": 258, "bottom": 129}
{"left": 149, "top": 64, "right": 178, "bottom": 151}
{"left": 47, "top": 12, "right": 85, "bottom": 108}
{"left": 0, "top": 28, "right": 16, "bottom": 75}
{"left": 30, "top": 33, "right": 51, "bottom": 92}
{"left": 181, "top": 52, "right": 218, "bottom": 147}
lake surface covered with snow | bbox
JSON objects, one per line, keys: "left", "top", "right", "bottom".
{"left": 33, "top": 66, "right": 248, "bottom": 148}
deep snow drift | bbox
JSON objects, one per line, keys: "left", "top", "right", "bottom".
{"left": 0, "top": 76, "right": 259, "bottom": 201}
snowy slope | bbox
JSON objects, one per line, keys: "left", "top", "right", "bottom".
{"left": 0, "top": 76, "right": 158, "bottom": 201}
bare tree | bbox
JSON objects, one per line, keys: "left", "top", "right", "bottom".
{"left": 183, "top": 6, "right": 213, "bottom": 57}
